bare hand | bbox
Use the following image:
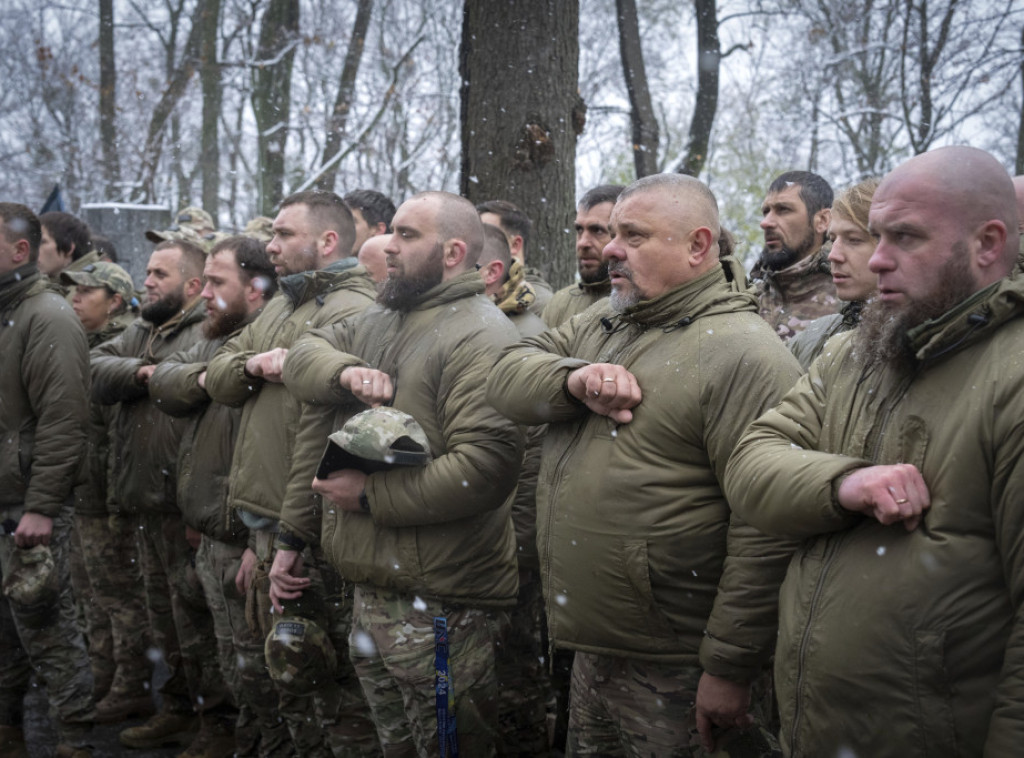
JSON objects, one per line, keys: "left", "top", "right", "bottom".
{"left": 268, "top": 549, "right": 310, "bottom": 614}
{"left": 695, "top": 673, "right": 754, "bottom": 751}
{"left": 184, "top": 525, "right": 202, "bottom": 550}
{"left": 136, "top": 364, "right": 156, "bottom": 385}
{"left": 14, "top": 512, "right": 54, "bottom": 549}
{"left": 197, "top": 370, "right": 207, "bottom": 390}
{"left": 235, "top": 547, "right": 257, "bottom": 596}
{"left": 339, "top": 367, "right": 393, "bottom": 407}
{"left": 245, "top": 348, "right": 289, "bottom": 383}
{"left": 837, "top": 463, "right": 930, "bottom": 531}
{"left": 566, "top": 363, "right": 642, "bottom": 424}
{"left": 312, "top": 469, "right": 367, "bottom": 513}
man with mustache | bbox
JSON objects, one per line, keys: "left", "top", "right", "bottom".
{"left": 488, "top": 174, "right": 801, "bottom": 756}
{"left": 543, "top": 184, "right": 623, "bottom": 328}
{"left": 751, "top": 170, "right": 839, "bottom": 341}
{"left": 725, "top": 146, "right": 1024, "bottom": 757}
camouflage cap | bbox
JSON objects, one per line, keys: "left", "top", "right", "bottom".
{"left": 243, "top": 216, "right": 274, "bottom": 242}
{"left": 265, "top": 615, "right": 337, "bottom": 695}
{"left": 61, "top": 261, "right": 137, "bottom": 305}
{"left": 173, "top": 206, "right": 215, "bottom": 233}
{"left": 144, "top": 225, "right": 219, "bottom": 253}
{"left": 3, "top": 545, "right": 58, "bottom": 607}
{"left": 316, "top": 407, "right": 432, "bottom": 479}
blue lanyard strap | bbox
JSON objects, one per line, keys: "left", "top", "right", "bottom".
{"left": 434, "top": 616, "right": 459, "bottom": 757}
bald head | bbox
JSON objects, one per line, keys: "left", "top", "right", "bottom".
{"left": 876, "top": 146, "right": 1018, "bottom": 276}
{"left": 358, "top": 234, "right": 390, "bottom": 283}
{"left": 411, "top": 191, "right": 485, "bottom": 271}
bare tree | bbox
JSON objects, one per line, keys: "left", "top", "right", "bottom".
{"left": 200, "top": 0, "right": 223, "bottom": 222}
{"left": 1017, "top": 24, "right": 1024, "bottom": 175}
{"left": 460, "top": 0, "right": 582, "bottom": 288}
{"left": 251, "top": 0, "right": 299, "bottom": 214}
{"left": 616, "top": 0, "right": 659, "bottom": 178}
{"left": 98, "top": 0, "right": 120, "bottom": 196}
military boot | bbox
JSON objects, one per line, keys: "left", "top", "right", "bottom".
{"left": 0, "top": 725, "right": 29, "bottom": 758}
{"left": 119, "top": 708, "right": 197, "bottom": 749}
{"left": 94, "top": 670, "right": 156, "bottom": 724}
{"left": 176, "top": 716, "right": 235, "bottom": 758}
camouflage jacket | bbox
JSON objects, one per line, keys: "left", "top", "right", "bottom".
{"left": 752, "top": 245, "right": 839, "bottom": 341}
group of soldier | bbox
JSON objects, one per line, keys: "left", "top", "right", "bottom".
{"left": 2, "top": 143, "right": 1024, "bottom": 758}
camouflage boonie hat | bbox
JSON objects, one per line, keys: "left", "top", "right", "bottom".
{"left": 316, "top": 407, "right": 432, "bottom": 479}
{"left": 61, "top": 261, "right": 137, "bottom": 305}
{"left": 265, "top": 615, "right": 337, "bottom": 695}
{"left": 242, "top": 216, "right": 274, "bottom": 242}
{"left": 3, "top": 545, "right": 59, "bottom": 629}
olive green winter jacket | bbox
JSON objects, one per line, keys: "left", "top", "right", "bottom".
{"left": 541, "top": 278, "right": 610, "bottom": 329}
{"left": 487, "top": 259, "right": 802, "bottom": 676}
{"left": 725, "top": 275, "right": 1024, "bottom": 757}
{"left": 91, "top": 297, "right": 206, "bottom": 514}
{"left": 0, "top": 266, "right": 89, "bottom": 517}
{"left": 281, "top": 271, "right": 524, "bottom": 607}
{"left": 204, "top": 260, "right": 375, "bottom": 523}
{"left": 149, "top": 312, "right": 260, "bottom": 544}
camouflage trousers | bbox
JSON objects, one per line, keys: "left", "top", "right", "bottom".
{"left": 0, "top": 505, "right": 94, "bottom": 745}
{"left": 567, "top": 654, "right": 780, "bottom": 758}
{"left": 350, "top": 583, "right": 508, "bottom": 758}
{"left": 136, "top": 510, "right": 232, "bottom": 718}
{"left": 68, "top": 518, "right": 112, "bottom": 694}
{"left": 251, "top": 530, "right": 378, "bottom": 758}
{"left": 494, "top": 570, "right": 549, "bottom": 757}
{"left": 70, "top": 513, "right": 152, "bottom": 698}
{"left": 195, "top": 534, "right": 294, "bottom": 757}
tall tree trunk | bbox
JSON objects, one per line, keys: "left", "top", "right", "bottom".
{"left": 98, "top": 0, "right": 120, "bottom": 197}
{"left": 133, "top": 1, "right": 205, "bottom": 202}
{"left": 316, "top": 0, "right": 373, "bottom": 192}
{"left": 677, "top": 0, "right": 720, "bottom": 176}
{"left": 616, "top": 0, "right": 659, "bottom": 178}
{"left": 200, "top": 0, "right": 223, "bottom": 224}
{"left": 252, "top": 0, "right": 300, "bottom": 215}
{"left": 1016, "top": 24, "right": 1024, "bottom": 175}
{"left": 460, "top": 0, "right": 581, "bottom": 289}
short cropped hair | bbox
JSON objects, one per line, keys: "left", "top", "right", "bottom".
{"left": 40, "top": 211, "right": 92, "bottom": 262}
{"left": 280, "top": 190, "right": 356, "bottom": 255}
{"left": 154, "top": 239, "right": 206, "bottom": 280}
{"left": 344, "top": 189, "right": 397, "bottom": 232}
{"left": 768, "top": 171, "right": 834, "bottom": 219}
{"left": 0, "top": 203, "right": 42, "bottom": 262}
{"left": 478, "top": 223, "right": 513, "bottom": 283}
{"left": 475, "top": 199, "right": 531, "bottom": 254}
{"left": 210, "top": 235, "right": 278, "bottom": 301}
{"left": 579, "top": 184, "right": 624, "bottom": 211}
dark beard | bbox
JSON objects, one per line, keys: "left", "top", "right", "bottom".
{"left": 377, "top": 245, "right": 444, "bottom": 311}
{"left": 203, "top": 307, "right": 247, "bottom": 339}
{"left": 760, "top": 225, "right": 818, "bottom": 272}
{"left": 579, "top": 260, "right": 609, "bottom": 285}
{"left": 141, "top": 289, "right": 185, "bottom": 326}
{"left": 854, "top": 243, "right": 975, "bottom": 373}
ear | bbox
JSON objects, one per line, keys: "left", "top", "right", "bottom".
{"left": 184, "top": 276, "right": 204, "bottom": 299}
{"left": 444, "top": 239, "right": 468, "bottom": 273}
{"left": 813, "top": 208, "right": 831, "bottom": 236}
{"left": 12, "top": 238, "right": 31, "bottom": 266}
{"left": 509, "top": 235, "right": 525, "bottom": 261}
{"left": 972, "top": 219, "right": 1009, "bottom": 271}
{"left": 243, "top": 277, "right": 263, "bottom": 305}
{"left": 373, "top": 222, "right": 388, "bottom": 236}
{"left": 481, "top": 259, "right": 505, "bottom": 287}
{"left": 320, "top": 229, "right": 339, "bottom": 259}
{"left": 688, "top": 227, "right": 715, "bottom": 267}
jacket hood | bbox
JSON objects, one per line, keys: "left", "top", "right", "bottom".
{"left": 910, "top": 275, "right": 1024, "bottom": 362}
{"left": 278, "top": 257, "right": 361, "bottom": 306}
{"left": 609, "top": 256, "right": 756, "bottom": 330}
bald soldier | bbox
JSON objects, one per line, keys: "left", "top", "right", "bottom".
{"left": 275, "top": 191, "right": 524, "bottom": 756}
{"left": 725, "top": 147, "right": 1024, "bottom": 756}
{"left": 488, "top": 174, "right": 801, "bottom": 756}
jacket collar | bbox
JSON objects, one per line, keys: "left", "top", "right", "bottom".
{"left": 401, "top": 270, "right": 486, "bottom": 312}
{"left": 0, "top": 264, "right": 50, "bottom": 313}
{"left": 612, "top": 256, "right": 757, "bottom": 330}
{"left": 278, "top": 257, "right": 360, "bottom": 306}
{"left": 753, "top": 244, "right": 832, "bottom": 295}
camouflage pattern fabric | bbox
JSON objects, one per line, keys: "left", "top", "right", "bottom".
{"left": 69, "top": 523, "right": 115, "bottom": 694}
{"left": 320, "top": 406, "right": 431, "bottom": 478}
{"left": 136, "top": 510, "right": 231, "bottom": 718}
{"left": 494, "top": 572, "right": 549, "bottom": 757}
{"left": 0, "top": 506, "right": 94, "bottom": 745}
{"left": 196, "top": 535, "right": 296, "bottom": 757}
{"left": 567, "top": 653, "right": 780, "bottom": 758}
{"left": 350, "top": 583, "right": 508, "bottom": 757}
{"left": 493, "top": 260, "right": 537, "bottom": 316}
{"left": 752, "top": 246, "right": 839, "bottom": 342}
